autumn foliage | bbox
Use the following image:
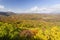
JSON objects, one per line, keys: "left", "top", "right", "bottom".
{"left": 0, "top": 14, "right": 60, "bottom": 40}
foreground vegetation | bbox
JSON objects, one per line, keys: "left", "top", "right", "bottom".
{"left": 0, "top": 13, "right": 60, "bottom": 40}
{"left": 0, "top": 21, "right": 60, "bottom": 40}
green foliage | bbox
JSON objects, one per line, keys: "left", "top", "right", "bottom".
{"left": 0, "top": 16, "right": 60, "bottom": 40}
{"left": 0, "top": 21, "right": 60, "bottom": 40}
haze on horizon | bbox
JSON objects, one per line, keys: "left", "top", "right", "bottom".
{"left": 0, "top": 0, "right": 60, "bottom": 13}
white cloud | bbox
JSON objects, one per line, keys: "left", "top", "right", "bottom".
{"left": 1, "top": 4, "right": 60, "bottom": 13}
{"left": 21, "top": 4, "right": 60, "bottom": 13}
{"left": 0, "top": 5, "right": 4, "bottom": 9}
{"left": 0, "top": 5, "right": 6, "bottom": 12}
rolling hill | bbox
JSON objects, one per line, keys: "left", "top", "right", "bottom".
{"left": 0, "top": 12, "right": 60, "bottom": 23}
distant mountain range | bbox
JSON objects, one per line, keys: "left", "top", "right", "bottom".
{"left": 0, "top": 12, "right": 60, "bottom": 23}
{"left": 0, "top": 12, "right": 16, "bottom": 16}
{"left": 0, "top": 12, "right": 60, "bottom": 16}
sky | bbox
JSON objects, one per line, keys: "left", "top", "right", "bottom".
{"left": 0, "top": 0, "right": 60, "bottom": 13}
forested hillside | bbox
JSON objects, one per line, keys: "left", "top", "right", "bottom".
{"left": 0, "top": 12, "right": 60, "bottom": 40}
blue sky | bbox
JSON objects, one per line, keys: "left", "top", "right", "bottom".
{"left": 0, "top": 0, "right": 60, "bottom": 13}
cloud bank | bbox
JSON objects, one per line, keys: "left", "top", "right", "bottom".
{"left": 0, "top": 4, "right": 60, "bottom": 13}
{"left": 23, "top": 4, "right": 60, "bottom": 13}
